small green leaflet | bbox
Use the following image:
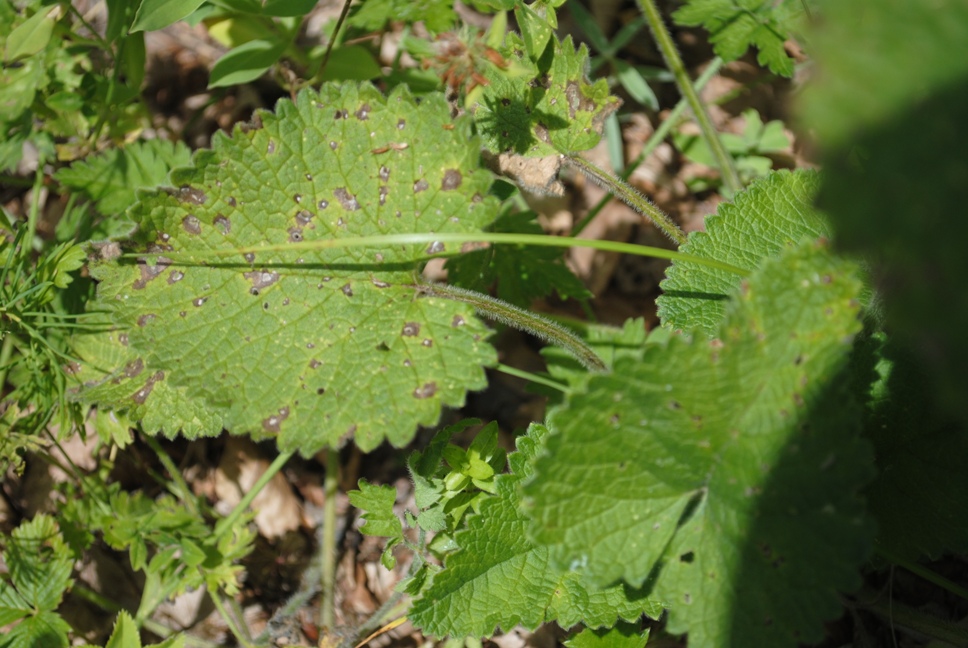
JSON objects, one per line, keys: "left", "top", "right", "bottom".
{"left": 55, "top": 139, "right": 193, "bottom": 218}
{"left": 74, "top": 83, "right": 500, "bottom": 454}
{"left": 0, "top": 515, "right": 74, "bottom": 648}
{"left": 474, "top": 33, "right": 619, "bottom": 156}
{"left": 672, "top": 0, "right": 804, "bottom": 77}
{"left": 657, "top": 169, "right": 828, "bottom": 336}
{"left": 526, "top": 242, "right": 874, "bottom": 647}
{"left": 409, "top": 423, "right": 663, "bottom": 638}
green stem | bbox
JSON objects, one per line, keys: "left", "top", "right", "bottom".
{"left": 415, "top": 282, "right": 608, "bottom": 372}
{"left": 573, "top": 57, "right": 724, "bottom": 236}
{"left": 312, "top": 0, "right": 353, "bottom": 84}
{"left": 851, "top": 586, "right": 968, "bottom": 647}
{"left": 128, "top": 232, "right": 750, "bottom": 277}
{"left": 563, "top": 154, "right": 686, "bottom": 245}
{"left": 494, "top": 362, "right": 569, "bottom": 393}
{"left": 143, "top": 434, "right": 199, "bottom": 517}
{"left": 635, "top": 0, "right": 742, "bottom": 195}
{"left": 320, "top": 449, "right": 340, "bottom": 633}
{"left": 210, "top": 592, "right": 256, "bottom": 648}
{"left": 877, "top": 547, "right": 968, "bottom": 602}
{"left": 214, "top": 450, "right": 294, "bottom": 538}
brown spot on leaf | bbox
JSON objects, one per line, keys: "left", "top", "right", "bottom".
{"left": 165, "top": 186, "right": 206, "bottom": 205}
{"left": 379, "top": 166, "right": 390, "bottom": 181}
{"left": 341, "top": 283, "right": 353, "bottom": 297}
{"left": 133, "top": 258, "right": 171, "bottom": 289}
{"left": 355, "top": 103, "right": 371, "bottom": 120}
{"left": 124, "top": 358, "right": 144, "bottom": 378}
{"left": 402, "top": 322, "right": 420, "bottom": 336}
{"left": 441, "top": 169, "right": 462, "bottom": 190}
{"left": 262, "top": 406, "right": 291, "bottom": 433}
{"left": 182, "top": 215, "right": 201, "bottom": 235}
{"left": 214, "top": 214, "right": 231, "bottom": 234}
{"left": 193, "top": 297, "right": 207, "bottom": 307}
{"left": 379, "top": 186, "right": 389, "bottom": 205}
{"left": 244, "top": 270, "right": 280, "bottom": 290}
{"left": 132, "top": 371, "right": 164, "bottom": 404}
{"left": 413, "top": 382, "right": 437, "bottom": 399}
{"left": 452, "top": 315, "right": 465, "bottom": 327}
{"left": 167, "top": 270, "right": 184, "bottom": 284}
{"left": 334, "top": 188, "right": 360, "bottom": 211}
{"left": 137, "top": 314, "right": 156, "bottom": 327}
{"left": 296, "top": 210, "right": 313, "bottom": 226}
{"left": 334, "top": 109, "right": 348, "bottom": 119}
{"left": 288, "top": 227, "right": 303, "bottom": 242}
{"left": 413, "top": 179, "right": 429, "bottom": 193}
{"left": 227, "top": 196, "right": 237, "bottom": 207}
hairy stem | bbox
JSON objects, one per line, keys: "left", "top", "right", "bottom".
{"left": 636, "top": 0, "right": 743, "bottom": 194}
{"left": 564, "top": 154, "right": 687, "bottom": 245}
{"left": 573, "top": 57, "right": 724, "bottom": 237}
{"left": 414, "top": 282, "right": 608, "bottom": 372}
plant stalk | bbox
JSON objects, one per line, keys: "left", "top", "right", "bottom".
{"left": 572, "top": 56, "right": 724, "bottom": 236}
{"left": 214, "top": 450, "right": 294, "bottom": 538}
{"left": 414, "top": 281, "right": 608, "bottom": 372}
{"left": 320, "top": 448, "right": 340, "bottom": 633}
{"left": 635, "top": 0, "right": 742, "bottom": 194}
{"left": 564, "top": 154, "right": 686, "bottom": 245}
{"left": 129, "top": 231, "right": 750, "bottom": 277}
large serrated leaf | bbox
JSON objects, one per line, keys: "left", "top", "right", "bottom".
{"left": 75, "top": 83, "right": 500, "bottom": 454}
{"left": 526, "top": 242, "right": 873, "bottom": 647}
{"left": 657, "top": 169, "right": 828, "bottom": 336}
{"left": 805, "top": 2, "right": 968, "bottom": 427}
{"left": 409, "top": 424, "right": 662, "bottom": 638}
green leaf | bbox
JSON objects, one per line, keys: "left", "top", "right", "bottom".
{"left": 348, "top": 479, "right": 404, "bottom": 540}
{"left": 800, "top": 0, "right": 968, "bottom": 149}
{"left": 445, "top": 210, "right": 590, "bottom": 307}
{"left": 672, "top": 0, "right": 802, "bottom": 77}
{"left": 4, "top": 5, "right": 61, "bottom": 62}
{"left": 318, "top": 45, "right": 382, "bottom": 82}
{"left": 475, "top": 33, "right": 619, "bottom": 156}
{"left": 657, "top": 169, "right": 828, "bottom": 336}
{"left": 409, "top": 424, "right": 663, "bottom": 638}
{"left": 0, "top": 611, "right": 71, "bottom": 648}
{"left": 514, "top": 2, "right": 554, "bottom": 59}
{"left": 208, "top": 38, "right": 286, "bottom": 89}
{"left": 526, "top": 242, "right": 874, "bottom": 647}
{"left": 131, "top": 0, "right": 208, "bottom": 32}
{"left": 805, "top": 2, "right": 968, "bottom": 426}
{"left": 261, "top": 0, "right": 318, "bottom": 17}
{"left": 347, "top": 0, "right": 456, "bottom": 33}
{"left": 4, "top": 515, "right": 74, "bottom": 614}
{"left": 564, "top": 622, "right": 649, "bottom": 648}
{"left": 77, "top": 84, "right": 499, "bottom": 454}
{"left": 55, "top": 140, "right": 193, "bottom": 220}
{"left": 103, "top": 611, "right": 140, "bottom": 648}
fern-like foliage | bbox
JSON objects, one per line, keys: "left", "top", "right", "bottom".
{"left": 672, "top": 0, "right": 805, "bottom": 77}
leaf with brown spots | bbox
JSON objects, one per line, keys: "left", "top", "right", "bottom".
{"left": 76, "top": 83, "right": 500, "bottom": 453}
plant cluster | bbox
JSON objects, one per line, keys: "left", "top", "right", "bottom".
{"left": 2, "top": 0, "right": 967, "bottom": 646}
